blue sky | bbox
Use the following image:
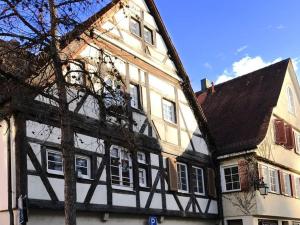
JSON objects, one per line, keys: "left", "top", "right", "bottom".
{"left": 154, "top": 0, "right": 300, "bottom": 91}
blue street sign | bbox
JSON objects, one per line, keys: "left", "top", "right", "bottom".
{"left": 148, "top": 216, "right": 157, "bottom": 225}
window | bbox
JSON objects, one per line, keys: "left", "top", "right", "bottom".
{"left": 223, "top": 166, "right": 240, "bottom": 191}
{"left": 295, "top": 177, "right": 300, "bottom": 198}
{"left": 46, "top": 149, "right": 91, "bottom": 179}
{"left": 47, "top": 150, "right": 63, "bottom": 175}
{"left": 287, "top": 87, "right": 295, "bottom": 114}
{"left": 162, "top": 99, "right": 176, "bottom": 123}
{"left": 110, "top": 146, "right": 133, "bottom": 188}
{"left": 283, "top": 173, "right": 292, "bottom": 196}
{"left": 130, "top": 84, "right": 140, "bottom": 109}
{"left": 130, "top": 18, "right": 141, "bottom": 37}
{"left": 295, "top": 132, "right": 300, "bottom": 154}
{"left": 177, "top": 163, "right": 188, "bottom": 192}
{"left": 144, "top": 26, "right": 153, "bottom": 44}
{"left": 139, "top": 168, "right": 147, "bottom": 187}
{"left": 76, "top": 156, "right": 91, "bottom": 179}
{"left": 192, "top": 167, "right": 205, "bottom": 194}
{"left": 137, "top": 152, "right": 146, "bottom": 164}
{"left": 269, "top": 168, "right": 279, "bottom": 193}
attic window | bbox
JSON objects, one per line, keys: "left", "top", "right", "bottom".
{"left": 130, "top": 18, "right": 141, "bottom": 37}
{"left": 144, "top": 26, "right": 153, "bottom": 45}
{"left": 287, "top": 87, "right": 295, "bottom": 115}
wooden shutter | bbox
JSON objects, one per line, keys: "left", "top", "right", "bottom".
{"left": 278, "top": 170, "right": 285, "bottom": 195}
{"left": 284, "top": 125, "right": 295, "bottom": 150}
{"left": 274, "top": 119, "right": 287, "bottom": 145}
{"left": 238, "top": 160, "right": 249, "bottom": 192}
{"left": 207, "top": 168, "right": 217, "bottom": 198}
{"left": 290, "top": 174, "right": 296, "bottom": 198}
{"left": 167, "top": 158, "right": 178, "bottom": 191}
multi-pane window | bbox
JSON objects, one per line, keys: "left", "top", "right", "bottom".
{"left": 130, "top": 18, "right": 141, "bottom": 37}
{"left": 110, "top": 146, "right": 133, "bottom": 188}
{"left": 287, "top": 87, "right": 295, "bottom": 114}
{"left": 283, "top": 173, "right": 292, "bottom": 196}
{"left": 144, "top": 26, "right": 153, "bottom": 44}
{"left": 223, "top": 166, "right": 240, "bottom": 191}
{"left": 162, "top": 99, "right": 176, "bottom": 123}
{"left": 130, "top": 84, "right": 140, "bottom": 109}
{"left": 177, "top": 163, "right": 188, "bottom": 192}
{"left": 192, "top": 167, "right": 204, "bottom": 194}
{"left": 269, "top": 168, "right": 279, "bottom": 193}
{"left": 137, "top": 151, "right": 148, "bottom": 187}
{"left": 137, "top": 152, "right": 146, "bottom": 164}
{"left": 46, "top": 149, "right": 91, "bottom": 179}
{"left": 76, "top": 156, "right": 91, "bottom": 179}
{"left": 47, "top": 150, "right": 63, "bottom": 175}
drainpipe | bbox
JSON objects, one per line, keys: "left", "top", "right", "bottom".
{"left": 5, "top": 118, "right": 14, "bottom": 225}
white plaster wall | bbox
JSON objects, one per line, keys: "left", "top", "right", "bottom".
{"left": 208, "top": 200, "right": 218, "bottom": 214}
{"left": 148, "top": 74, "right": 175, "bottom": 100}
{"left": 166, "top": 194, "right": 180, "bottom": 211}
{"left": 90, "top": 185, "right": 107, "bottom": 205}
{"left": 26, "top": 121, "right": 61, "bottom": 144}
{"left": 139, "top": 191, "right": 149, "bottom": 208}
{"left": 150, "top": 153, "right": 159, "bottom": 167}
{"left": 74, "top": 133, "right": 105, "bottom": 154}
{"left": 197, "top": 198, "right": 209, "bottom": 213}
{"left": 28, "top": 175, "right": 51, "bottom": 200}
{"left": 112, "top": 193, "right": 136, "bottom": 207}
{"left": 149, "top": 193, "right": 162, "bottom": 209}
{"left": 27, "top": 210, "right": 219, "bottom": 225}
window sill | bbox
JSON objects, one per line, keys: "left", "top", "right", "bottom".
{"left": 222, "top": 189, "right": 241, "bottom": 194}
{"left": 112, "top": 185, "right": 134, "bottom": 192}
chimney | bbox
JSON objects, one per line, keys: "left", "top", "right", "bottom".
{"left": 201, "top": 78, "right": 211, "bottom": 91}
{"left": 211, "top": 82, "right": 215, "bottom": 94}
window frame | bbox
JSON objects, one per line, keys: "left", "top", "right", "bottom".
{"left": 192, "top": 166, "right": 205, "bottom": 195}
{"left": 138, "top": 168, "right": 147, "bottom": 187}
{"left": 295, "top": 131, "right": 300, "bottom": 155}
{"left": 143, "top": 26, "right": 154, "bottom": 45}
{"left": 268, "top": 167, "right": 280, "bottom": 194}
{"left": 283, "top": 172, "right": 292, "bottom": 196}
{"left": 177, "top": 162, "right": 189, "bottom": 193}
{"left": 129, "top": 83, "right": 141, "bottom": 110}
{"left": 46, "top": 149, "right": 91, "bottom": 179}
{"left": 75, "top": 155, "right": 91, "bottom": 179}
{"left": 129, "top": 17, "right": 142, "bottom": 37}
{"left": 287, "top": 87, "right": 295, "bottom": 115}
{"left": 110, "top": 145, "right": 133, "bottom": 190}
{"left": 222, "top": 165, "right": 241, "bottom": 192}
{"left": 162, "top": 98, "right": 176, "bottom": 124}
{"left": 295, "top": 176, "right": 300, "bottom": 199}
{"left": 46, "top": 150, "right": 64, "bottom": 175}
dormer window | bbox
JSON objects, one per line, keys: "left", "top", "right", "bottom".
{"left": 287, "top": 87, "right": 295, "bottom": 114}
{"left": 130, "top": 17, "right": 155, "bottom": 45}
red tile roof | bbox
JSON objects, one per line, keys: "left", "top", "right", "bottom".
{"left": 196, "top": 59, "right": 290, "bottom": 156}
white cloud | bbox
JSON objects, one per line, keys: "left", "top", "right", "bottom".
{"left": 276, "top": 24, "right": 285, "bottom": 30}
{"left": 236, "top": 45, "right": 248, "bottom": 54}
{"left": 216, "top": 56, "right": 283, "bottom": 84}
{"left": 204, "top": 62, "right": 213, "bottom": 70}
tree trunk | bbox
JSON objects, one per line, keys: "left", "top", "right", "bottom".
{"left": 48, "top": 0, "right": 77, "bottom": 224}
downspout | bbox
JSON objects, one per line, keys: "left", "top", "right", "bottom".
{"left": 5, "top": 118, "right": 14, "bottom": 225}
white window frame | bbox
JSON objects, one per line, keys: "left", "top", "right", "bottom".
{"left": 110, "top": 146, "right": 133, "bottom": 190}
{"left": 46, "top": 150, "right": 64, "bottom": 175}
{"left": 177, "top": 162, "right": 189, "bottom": 193}
{"left": 144, "top": 26, "right": 153, "bottom": 45}
{"left": 137, "top": 152, "right": 146, "bottom": 164}
{"left": 76, "top": 155, "right": 91, "bottom": 179}
{"left": 46, "top": 149, "right": 91, "bottom": 179}
{"left": 268, "top": 167, "right": 280, "bottom": 193}
{"left": 221, "top": 165, "right": 241, "bottom": 192}
{"left": 295, "top": 176, "right": 300, "bottom": 199}
{"left": 129, "top": 17, "right": 141, "bottom": 37}
{"left": 130, "top": 83, "right": 140, "bottom": 109}
{"left": 138, "top": 168, "right": 147, "bottom": 187}
{"left": 192, "top": 166, "right": 205, "bottom": 195}
{"left": 162, "top": 99, "right": 176, "bottom": 124}
{"left": 283, "top": 172, "right": 292, "bottom": 196}
{"left": 287, "top": 87, "right": 295, "bottom": 115}
{"left": 295, "top": 131, "right": 300, "bottom": 154}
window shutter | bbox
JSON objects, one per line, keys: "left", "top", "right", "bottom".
{"left": 207, "top": 168, "right": 217, "bottom": 198}
{"left": 167, "top": 158, "right": 178, "bottom": 191}
{"left": 290, "top": 174, "right": 296, "bottom": 198}
{"left": 278, "top": 170, "right": 285, "bottom": 195}
{"left": 238, "top": 160, "right": 249, "bottom": 192}
{"left": 284, "top": 125, "right": 295, "bottom": 150}
{"left": 274, "top": 119, "right": 287, "bottom": 145}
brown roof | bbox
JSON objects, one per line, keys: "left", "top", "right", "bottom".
{"left": 196, "top": 59, "right": 290, "bottom": 156}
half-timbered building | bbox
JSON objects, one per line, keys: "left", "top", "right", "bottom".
{"left": 197, "top": 59, "right": 300, "bottom": 225}
{"left": 0, "top": 0, "right": 219, "bottom": 224}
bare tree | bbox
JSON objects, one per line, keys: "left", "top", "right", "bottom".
{"left": 0, "top": 1, "right": 131, "bottom": 225}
